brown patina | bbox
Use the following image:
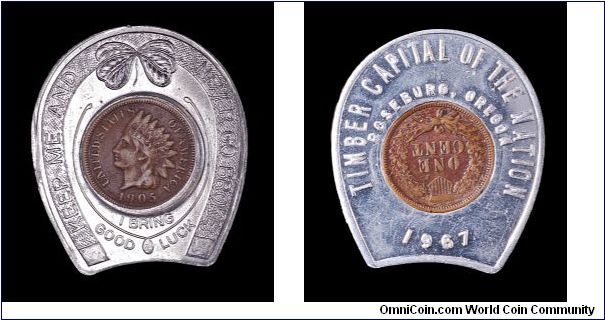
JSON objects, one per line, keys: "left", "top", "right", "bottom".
{"left": 382, "top": 101, "right": 495, "bottom": 213}
{"left": 81, "top": 95, "right": 196, "bottom": 210}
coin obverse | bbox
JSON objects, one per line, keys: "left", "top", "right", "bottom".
{"left": 332, "top": 30, "right": 543, "bottom": 273}
{"left": 32, "top": 26, "right": 247, "bottom": 274}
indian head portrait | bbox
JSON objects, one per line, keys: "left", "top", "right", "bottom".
{"left": 82, "top": 96, "right": 196, "bottom": 210}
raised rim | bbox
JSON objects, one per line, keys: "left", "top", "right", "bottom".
{"left": 331, "top": 29, "right": 544, "bottom": 273}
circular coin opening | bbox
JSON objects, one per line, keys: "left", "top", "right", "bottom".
{"left": 382, "top": 100, "right": 495, "bottom": 213}
{"left": 81, "top": 95, "right": 197, "bottom": 212}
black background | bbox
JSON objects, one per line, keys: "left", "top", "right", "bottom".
{"left": 2, "top": 2, "right": 274, "bottom": 302}
{"left": 304, "top": 2, "right": 566, "bottom": 302}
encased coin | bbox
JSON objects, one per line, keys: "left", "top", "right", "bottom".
{"left": 332, "top": 30, "right": 544, "bottom": 273}
{"left": 81, "top": 95, "right": 196, "bottom": 211}
{"left": 382, "top": 101, "right": 495, "bottom": 213}
{"left": 32, "top": 26, "right": 247, "bottom": 274}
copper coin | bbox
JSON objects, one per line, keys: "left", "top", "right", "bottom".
{"left": 382, "top": 101, "right": 495, "bottom": 213}
{"left": 81, "top": 95, "right": 196, "bottom": 211}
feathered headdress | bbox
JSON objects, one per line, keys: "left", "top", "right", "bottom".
{"left": 126, "top": 111, "right": 177, "bottom": 178}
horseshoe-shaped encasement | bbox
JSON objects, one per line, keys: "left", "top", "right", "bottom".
{"left": 332, "top": 30, "right": 543, "bottom": 273}
{"left": 32, "top": 26, "right": 247, "bottom": 275}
